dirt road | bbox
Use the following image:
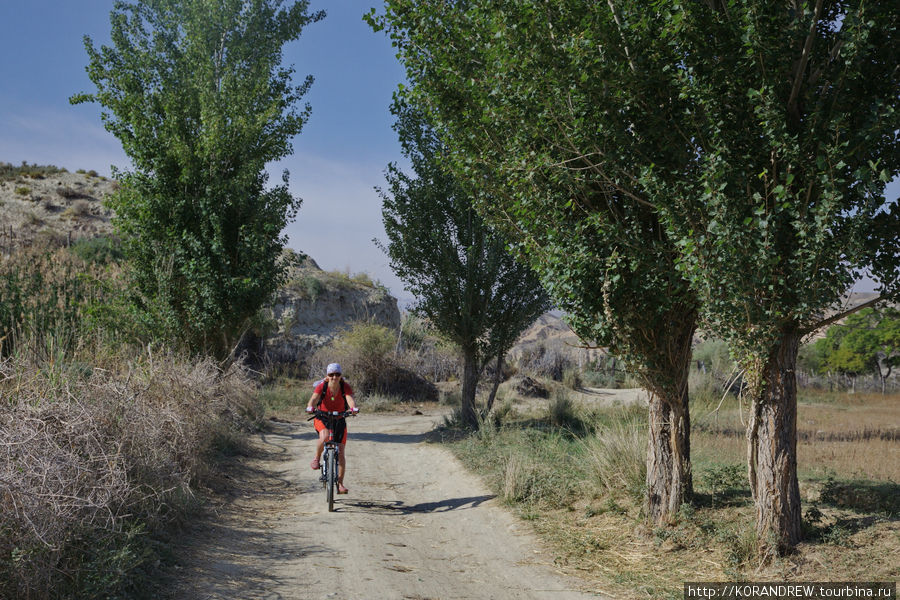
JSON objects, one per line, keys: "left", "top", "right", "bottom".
{"left": 167, "top": 409, "right": 603, "bottom": 599}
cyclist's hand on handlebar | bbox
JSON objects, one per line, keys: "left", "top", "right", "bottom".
{"left": 351, "top": 407, "right": 360, "bottom": 415}
{"left": 305, "top": 406, "right": 314, "bottom": 413}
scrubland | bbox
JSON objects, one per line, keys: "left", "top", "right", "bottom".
{"left": 0, "top": 236, "right": 262, "bottom": 599}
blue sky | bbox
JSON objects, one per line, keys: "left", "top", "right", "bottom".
{"left": 0, "top": 1, "right": 891, "bottom": 301}
{"left": 0, "top": 1, "right": 412, "bottom": 299}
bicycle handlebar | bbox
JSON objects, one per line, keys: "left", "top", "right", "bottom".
{"left": 306, "top": 409, "right": 357, "bottom": 421}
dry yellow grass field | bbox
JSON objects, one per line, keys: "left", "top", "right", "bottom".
{"left": 693, "top": 391, "right": 900, "bottom": 481}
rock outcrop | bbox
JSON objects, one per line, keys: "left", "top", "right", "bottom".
{"left": 258, "top": 252, "right": 401, "bottom": 369}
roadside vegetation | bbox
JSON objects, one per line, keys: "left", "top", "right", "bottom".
{"left": 435, "top": 355, "right": 899, "bottom": 600}
{"left": 0, "top": 241, "right": 262, "bottom": 599}
{"left": 2, "top": 2, "right": 325, "bottom": 593}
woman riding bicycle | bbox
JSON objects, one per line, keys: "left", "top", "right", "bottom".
{"left": 306, "top": 363, "right": 357, "bottom": 494}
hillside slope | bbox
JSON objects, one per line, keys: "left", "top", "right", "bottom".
{"left": 0, "top": 164, "right": 400, "bottom": 372}
{"left": 0, "top": 166, "right": 115, "bottom": 250}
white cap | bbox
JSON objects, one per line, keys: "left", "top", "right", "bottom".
{"left": 326, "top": 363, "right": 342, "bottom": 375}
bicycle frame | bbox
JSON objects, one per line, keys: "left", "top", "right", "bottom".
{"left": 309, "top": 410, "right": 353, "bottom": 512}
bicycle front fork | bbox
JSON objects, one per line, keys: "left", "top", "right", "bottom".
{"left": 320, "top": 445, "right": 339, "bottom": 482}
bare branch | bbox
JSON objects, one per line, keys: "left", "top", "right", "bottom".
{"left": 803, "top": 295, "right": 884, "bottom": 335}
{"left": 606, "top": 0, "right": 637, "bottom": 73}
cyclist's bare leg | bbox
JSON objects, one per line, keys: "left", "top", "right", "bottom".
{"left": 314, "top": 428, "right": 328, "bottom": 462}
{"left": 337, "top": 442, "right": 347, "bottom": 485}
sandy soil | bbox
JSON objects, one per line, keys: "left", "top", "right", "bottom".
{"left": 164, "top": 409, "right": 605, "bottom": 599}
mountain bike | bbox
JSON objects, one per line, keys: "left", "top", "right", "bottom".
{"left": 308, "top": 409, "right": 355, "bottom": 512}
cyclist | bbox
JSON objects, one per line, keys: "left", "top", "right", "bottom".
{"left": 306, "top": 363, "right": 357, "bottom": 494}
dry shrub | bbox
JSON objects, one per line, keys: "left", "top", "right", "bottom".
{"left": 397, "top": 315, "right": 461, "bottom": 382}
{"left": 61, "top": 199, "right": 91, "bottom": 219}
{"left": 517, "top": 343, "right": 573, "bottom": 381}
{"left": 511, "top": 375, "right": 549, "bottom": 398}
{"left": 401, "top": 335, "right": 460, "bottom": 383}
{"left": 56, "top": 185, "right": 90, "bottom": 200}
{"left": 310, "top": 321, "right": 438, "bottom": 401}
{"left": 0, "top": 352, "right": 259, "bottom": 599}
{"left": 309, "top": 320, "right": 394, "bottom": 380}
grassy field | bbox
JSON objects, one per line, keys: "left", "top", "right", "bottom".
{"left": 438, "top": 384, "right": 899, "bottom": 600}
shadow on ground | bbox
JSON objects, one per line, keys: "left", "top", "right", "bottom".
{"left": 162, "top": 522, "right": 334, "bottom": 600}
{"left": 341, "top": 495, "right": 496, "bottom": 515}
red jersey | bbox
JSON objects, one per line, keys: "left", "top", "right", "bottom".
{"left": 314, "top": 380, "right": 353, "bottom": 412}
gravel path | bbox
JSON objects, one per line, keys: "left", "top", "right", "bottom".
{"left": 166, "top": 409, "right": 604, "bottom": 599}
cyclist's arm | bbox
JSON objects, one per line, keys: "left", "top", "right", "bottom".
{"left": 345, "top": 393, "right": 357, "bottom": 411}
{"left": 307, "top": 392, "right": 321, "bottom": 412}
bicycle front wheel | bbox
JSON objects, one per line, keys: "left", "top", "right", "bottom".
{"left": 325, "top": 448, "right": 336, "bottom": 512}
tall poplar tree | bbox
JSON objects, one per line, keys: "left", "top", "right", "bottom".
{"left": 370, "top": 3, "right": 700, "bottom": 523}
{"left": 378, "top": 102, "right": 550, "bottom": 428}
{"left": 72, "top": 0, "right": 323, "bottom": 356}
{"left": 371, "top": 0, "right": 899, "bottom": 553}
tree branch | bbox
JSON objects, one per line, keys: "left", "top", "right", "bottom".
{"left": 787, "top": 0, "right": 823, "bottom": 115}
{"left": 606, "top": 0, "right": 637, "bottom": 74}
{"left": 802, "top": 295, "right": 883, "bottom": 336}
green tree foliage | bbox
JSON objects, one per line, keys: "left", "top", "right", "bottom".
{"left": 628, "top": 2, "right": 899, "bottom": 555}
{"left": 369, "top": 2, "right": 701, "bottom": 523}
{"left": 816, "top": 308, "right": 900, "bottom": 393}
{"left": 72, "top": 0, "right": 324, "bottom": 356}
{"left": 371, "top": 0, "right": 899, "bottom": 552}
{"left": 378, "top": 102, "right": 550, "bottom": 428}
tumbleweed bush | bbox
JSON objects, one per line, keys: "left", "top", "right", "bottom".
{"left": 0, "top": 351, "right": 260, "bottom": 599}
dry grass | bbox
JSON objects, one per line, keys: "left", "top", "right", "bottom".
{"left": 444, "top": 386, "right": 900, "bottom": 600}
{"left": 533, "top": 499, "right": 898, "bottom": 599}
{"left": 693, "top": 391, "right": 900, "bottom": 481}
{"left": 0, "top": 352, "right": 261, "bottom": 599}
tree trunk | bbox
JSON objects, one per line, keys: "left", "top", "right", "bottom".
{"left": 878, "top": 362, "right": 890, "bottom": 396}
{"left": 461, "top": 348, "right": 480, "bottom": 429}
{"left": 484, "top": 353, "right": 504, "bottom": 417}
{"left": 645, "top": 324, "right": 694, "bottom": 525}
{"left": 646, "top": 382, "right": 693, "bottom": 525}
{"left": 746, "top": 328, "right": 802, "bottom": 557}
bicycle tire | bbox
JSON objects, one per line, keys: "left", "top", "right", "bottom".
{"left": 326, "top": 448, "right": 336, "bottom": 512}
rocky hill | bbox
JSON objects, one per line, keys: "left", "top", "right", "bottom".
{"left": 0, "top": 164, "right": 401, "bottom": 373}
{"left": 258, "top": 251, "right": 401, "bottom": 369}
{"left": 0, "top": 165, "right": 115, "bottom": 251}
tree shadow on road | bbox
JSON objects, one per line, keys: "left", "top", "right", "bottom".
{"left": 160, "top": 523, "right": 334, "bottom": 600}
{"left": 340, "top": 495, "right": 496, "bottom": 515}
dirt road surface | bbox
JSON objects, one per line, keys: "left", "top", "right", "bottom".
{"left": 166, "top": 409, "right": 604, "bottom": 599}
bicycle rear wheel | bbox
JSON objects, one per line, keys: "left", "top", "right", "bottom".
{"left": 325, "top": 448, "right": 336, "bottom": 512}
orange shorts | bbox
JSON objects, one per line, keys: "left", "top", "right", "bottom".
{"left": 314, "top": 417, "right": 347, "bottom": 444}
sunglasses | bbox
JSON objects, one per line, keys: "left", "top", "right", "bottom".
{"left": 327, "top": 373, "right": 342, "bottom": 377}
